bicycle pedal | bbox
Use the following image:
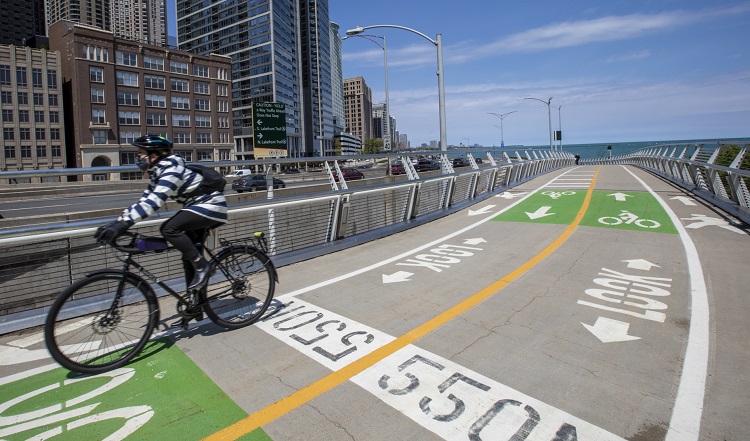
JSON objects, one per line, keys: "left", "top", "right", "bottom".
{"left": 171, "top": 318, "right": 190, "bottom": 330}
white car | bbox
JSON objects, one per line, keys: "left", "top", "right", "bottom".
{"left": 224, "top": 169, "right": 253, "bottom": 178}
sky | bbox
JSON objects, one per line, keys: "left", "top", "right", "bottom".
{"left": 170, "top": 0, "right": 750, "bottom": 147}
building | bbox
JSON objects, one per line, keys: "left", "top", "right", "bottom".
{"left": 329, "top": 22, "right": 345, "bottom": 136}
{"left": 48, "top": 20, "right": 233, "bottom": 180}
{"left": 343, "top": 76, "right": 372, "bottom": 144}
{"left": 0, "top": 45, "right": 66, "bottom": 179}
{"left": 372, "top": 102, "right": 396, "bottom": 150}
{"left": 334, "top": 132, "right": 362, "bottom": 155}
{"left": 47, "top": 0, "right": 167, "bottom": 46}
{"left": 0, "top": 0, "right": 48, "bottom": 47}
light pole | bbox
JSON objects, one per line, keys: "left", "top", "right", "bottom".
{"left": 463, "top": 137, "right": 470, "bottom": 148}
{"left": 553, "top": 105, "right": 563, "bottom": 151}
{"left": 342, "top": 34, "right": 391, "bottom": 151}
{"left": 347, "top": 24, "right": 447, "bottom": 151}
{"left": 487, "top": 111, "right": 517, "bottom": 148}
{"left": 521, "top": 97, "right": 553, "bottom": 150}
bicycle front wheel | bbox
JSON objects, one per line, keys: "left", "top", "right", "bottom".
{"left": 44, "top": 272, "right": 158, "bottom": 374}
{"left": 202, "top": 245, "right": 276, "bottom": 329}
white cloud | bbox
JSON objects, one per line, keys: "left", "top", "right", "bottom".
{"left": 605, "top": 50, "right": 652, "bottom": 63}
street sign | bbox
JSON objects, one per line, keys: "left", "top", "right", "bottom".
{"left": 252, "top": 102, "right": 287, "bottom": 158}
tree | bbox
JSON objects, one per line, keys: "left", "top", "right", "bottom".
{"left": 363, "top": 138, "right": 384, "bottom": 155}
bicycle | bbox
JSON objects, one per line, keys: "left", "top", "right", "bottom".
{"left": 44, "top": 229, "right": 277, "bottom": 375}
{"left": 598, "top": 209, "right": 661, "bottom": 229}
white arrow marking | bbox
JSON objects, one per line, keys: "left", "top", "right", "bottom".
{"left": 582, "top": 317, "right": 641, "bottom": 343}
{"left": 382, "top": 271, "right": 414, "bottom": 284}
{"left": 622, "top": 259, "right": 660, "bottom": 271}
{"left": 257, "top": 119, "right": 263, "bottom": 125}
{"left": 671, "top": 196, "right": 696, "bottom": 206}
{"left": 608, "top": 192, "right": 633, "bottom": 202}
{"left": 496, "top": 192, "right": 526, "bottom": 199}
{"left": 468, "top": 205, "right": 496, "bottom": 216}
{"left": 525, "top": 206, "right": 554, "bottom": 219}
{"left": 257, "top": 132, "right": 264, "bottom": 139}
{"left": 463, "top": 238, "right": 487, "bottom": 245}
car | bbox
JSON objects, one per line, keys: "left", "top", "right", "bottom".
{"left": 282, "top": 168, "right": 300, "bottom": 174}
{"left": 452, "top": 157, "right": 468, "bottom": 167}
{"left": 231, "top": 174, "right": 286, "bottom": 192}
{"left": 224, "top": 169, "right": 254, "bottom": 178}
{"left": 414, "top": 159, "right": 440, "bottom": 172}
{"left": 390, "top": 162, "right": 406, "bottom": 175}
{"left": 334, "top": 167, "right": 365, "bottom": 181}
{"left": 475, "top": 157, "right": 483, "bottom": 164}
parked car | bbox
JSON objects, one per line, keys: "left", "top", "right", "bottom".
{"left": 452, "top": 157, "right": 468, "bottom": 167}
{"left": 232, "top": 175, "right": 286, "bottom": 192}
{"left": 224, "top": 169, "right": 254, "bottom": 178}
{"left": 281, "top": 168, "right": 300, "bottom": 174}
{"left": 414, "top": 159, "right": 440, "bottom": 172}
{"left": 390, "top": 161, "right": 406, "bottom": 175}
{"left": 475, "top": 157, "right": 483, "bottom": 164}
{"left": 334, "top": 167, "right": 365, "bottom": 181}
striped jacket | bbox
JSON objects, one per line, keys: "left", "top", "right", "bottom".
{"left": 117, "top": 155, "right": 227, "bottom": 225}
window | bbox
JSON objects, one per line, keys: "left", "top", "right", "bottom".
{"left": 50, "top": 128, "right": 60, "bottom": 140}
{"left": 219, "top": 132, "right": 229, "bottom": 143}
{"left": 197, "top": 150, "right": 213, "bottom": 160}
{"left": 4, "top": 145, "right": 15, "bottom": 158}
{"left": 48, "top": 70, "right": 58, "bottom": 89}
{"left": 32, "top": 68, "right": 43, "bottom": 88}
{"left": 91, "top": 88, "right": 105, "bottom": 103}
{"left": 119, "top": 131, "right": 141, "bottom": 144}
{"left": 17, "top": 92, "right": 28, "bottom": 104}
{"left": 0, "top": 65, "right": 10, "bottom": 85}
{"left": 35, "top": 128, "right": 45, "bottom": 140}
{"left": 49, "top": 111, "right": 60, "bottom": 123}
{"left": 34, "top": 110, "right": 44, "bottom": 123}
{"left": 171, "top": 96, "right": 189, "bottom": 109}
{"left": 175, "top": 150, "right": 192, "bottom": 161}
{"left": 195, "top": 98, "right": 210, "bottom": 111}
{"left": 19, "top": 128, "right": 30, "bottom": 140}
{"left": 116, "top": 71, "right": 138, "bottom": 87}
{"left": 145, "top": 94, "right": 166, "bottom": 108}
{"left": 83, "top": 45, "right": 108, "bottom": 62}
{"left": 217, "top": 68, "right": 228, "bottom": 80}
{"left": 33, "top": 93, "right": 44, "bottom": 106}
{"left": 118, "top": 111, "right": 140, "bottom": 125}
{"left": 196, "top": 132, "right": 212, "bottom": 144}
{"left": 117, "top": 91, "right": 139, "bottom": 106}
{"left": 144, "top": 74, "right": 165, "bottom": 89}
{"left": 48, "top": 94, "right": 59, "bottom": 106}
{"left": 18, "top": 110, "right": 28, "bottom": 123}
{"left": 193, "top": 65, "right": 209, "bottom": 77}
{"left": 218, "top": 116, "right": 229, "bottom": 128}
{"left": 216, "top": 84, "right": 228, "bottom": 96}
{"left": 120, "top": 151, "right": 137, "bottom": 165}
{"left": 172, "top": 114, "right": 190, "bottom": 127}
{"left": 92, "top": 109, "right": 106, "bottom": 124}
{"left": 173, "top": 132, "right": 191, "bottom": 143}
{"left": 196, "top": 115, "right": 211, "bottom": 127}
{"left": 93, "top": 130, "right": 107, "bottom": 144}
{"left": 194, "top": 81, "right": 210, "bottom": 95}
{"left": 21, "top": 145, "right": 32, "bottom": 158}
{"left": 143, "top": 56, "right": 164, "bottom": 70}
{"left": 146, "top": 112, "right": 166, "bottom": 126}
{"left": 3, "top": 128, "right": 14, "bottom": 140}
{"left": 16, "top": 67, "right": 27, "bottom": 87}
{"left": 2, "top": 109, "right": 13, "bottom": 122}
{"left": 218, "top": 100, "right": 229, "bottom": 112}
{"left": 116, "top": 51, "right": 137, "bottom": 66}
{"left": 170, "top": 78, "right": 189, "bottom": 92}
{"left": 1, "top": 91, "right": 12, "bottom": 104}
{"left": 37, "top": 145, "right": 47, "bottom": 157}
{"left": 90, "top": 67, "right": 104, "bottom": 82}
{"left": 51, "top": 145, "right": 61, "bottom": 157}
{"left": 170, "top": 61, "right": 188, "bottom": 74}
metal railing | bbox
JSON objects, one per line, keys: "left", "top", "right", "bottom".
{"left": 0, "top": 151, "right": 573, "bottom": 333}
{"left": 585, "top": 140, "right": 750, "bottom": 224}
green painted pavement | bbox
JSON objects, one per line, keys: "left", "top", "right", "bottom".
{"left": 493, "top": 190, "right": 677, "bottom": 234}
{"left": 0, "top": 338, "right": 273, "bottom": 441}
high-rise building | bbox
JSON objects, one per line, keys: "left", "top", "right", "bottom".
{"left": 329, "top": 22, "right": 345, "bottom": 136}
{"left": 0, "top": 45, "right": 66, "bottom": 178}
{"left": 0, "top": 0, "right": 48, "bottom": 47}
{"left": 47, "top": 0, "right": 167, "bottom": 46}
{"left": 343, "top": 76, "right": 372, "bottom": 144}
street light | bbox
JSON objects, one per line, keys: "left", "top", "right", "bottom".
{"left": 487, "top": 111, "right": 517, "bottom": 148}
{"left": 341, "top": 34, "right": 391, "bottom": 151}
{"left": 521, "top": 97, "right": 553, "bottom": 150}
{"left": 347, "top": 24, "right": 447, "bottom": 151}
{"left": 553, "top": 105, "right": 563, "bottom": 151}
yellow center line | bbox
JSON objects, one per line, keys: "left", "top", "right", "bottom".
{"left": 204, "top": 167, "right": 601, "bottom": 441}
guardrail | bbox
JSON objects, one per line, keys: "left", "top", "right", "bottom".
{"left": 0, "top": 151, "right": 573, "bottom": 333}
{"left": 585, "top": 140, "right": 750, "bottom": 224}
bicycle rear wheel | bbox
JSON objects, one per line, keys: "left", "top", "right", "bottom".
{"left": 44, "top": 272, "right": 158, "bottom": 374}
{"left": 201, "top": 245, "right": 276, "bottom": 329}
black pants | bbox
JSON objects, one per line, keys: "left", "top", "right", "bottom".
{"left": 160, "top": 210, "right": 218, "bottom": 285}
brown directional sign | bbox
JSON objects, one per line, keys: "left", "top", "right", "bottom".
{"left": 252, "top": 102, "right": 287, "bottom": 158}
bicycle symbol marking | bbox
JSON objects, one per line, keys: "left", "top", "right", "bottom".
{"left": 541, "top": 191, "right": 576, "bottom": 199}
{"left": 598, "top": 210, "right": 661, "bottom": 229}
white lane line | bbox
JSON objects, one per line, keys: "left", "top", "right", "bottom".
{"left": 621, "top": 165, "right": 709, "bottom": 441}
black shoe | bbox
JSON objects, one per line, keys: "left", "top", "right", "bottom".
{"left": 187, "top": 256, "right": 211, "bottom": 291}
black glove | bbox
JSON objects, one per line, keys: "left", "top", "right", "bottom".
{"left": 94, "top": 221, "right": 132, "bottom": 244}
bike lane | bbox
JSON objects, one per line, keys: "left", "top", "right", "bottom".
{"left": 0, "top": 165, "right": 726, "bottom": 440}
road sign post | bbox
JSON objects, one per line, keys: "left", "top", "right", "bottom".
{"left": 252, "top": 102, "right": 287, "bottom": 158}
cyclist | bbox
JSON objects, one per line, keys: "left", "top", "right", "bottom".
{"left": 94, "top": 135, "right": 227, "bottom": 291}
